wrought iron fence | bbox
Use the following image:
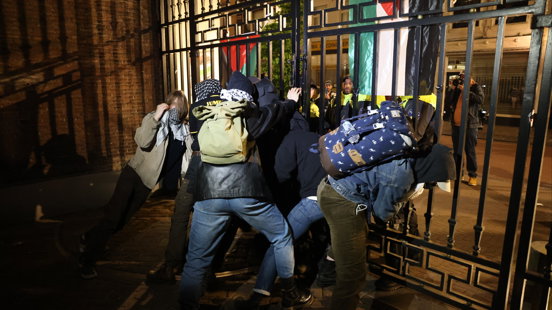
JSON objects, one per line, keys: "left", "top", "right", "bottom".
{"left": 159, "top": 0, "right": 552, "bottom": 308}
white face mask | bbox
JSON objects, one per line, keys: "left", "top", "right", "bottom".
{"left": 168, "top": 108, "right": 180, "bottom": 125}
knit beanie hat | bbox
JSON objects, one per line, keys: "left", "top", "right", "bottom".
{"left": 194, "top": 79, "right": 222, "bottom": 104}
{"left": 255, "top": 77, "right": 279, "bottom": 107}
{"left": 221, "top": 71, "right": 254, "bottom": 102}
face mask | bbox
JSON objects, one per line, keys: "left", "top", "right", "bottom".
{"left": 168, "top": 108, "right": 180, "bottom": 125}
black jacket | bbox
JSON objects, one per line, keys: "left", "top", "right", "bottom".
{"left": 194, "top": 98, "right": 297, "bottom": 201}
{"left": 274, "top": 112, "right": 327, "bottom": 198}
{"left": 447, "top": 83, "right": 484, "bottom": 129}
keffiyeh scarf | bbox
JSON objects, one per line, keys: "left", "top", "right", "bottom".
{"left": 220, "top": 89, "right": 253, "bottom": 102}
{"left": 155, "top": 109, "right": 190, "bottom": 146}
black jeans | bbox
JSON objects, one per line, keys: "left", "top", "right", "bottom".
{"left": 82, "top": 165, "right": 151, "bottom": 264}
{"left": 165, "top": 178, "right": 195, "bottom": 269}
{"left": 452, "top": 125, "right": 478, "bottom": 178}
{"left": 317, "top": 179, "right": 367, "bottom": 310}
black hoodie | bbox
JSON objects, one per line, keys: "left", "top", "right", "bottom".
{"left": 274, "top": 112, "right": 327, "bottom": 198}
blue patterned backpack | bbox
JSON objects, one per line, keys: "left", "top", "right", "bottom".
{"left": 318, "top": 100, "right": 414, "bottom": 179}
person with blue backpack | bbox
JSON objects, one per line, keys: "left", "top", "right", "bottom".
{"left": 316, "top": 97, "right": 456, "bottom": 310}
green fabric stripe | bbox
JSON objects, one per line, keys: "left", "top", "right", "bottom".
{"left": 348, "top": 0, "right": 376, "bottom": 95}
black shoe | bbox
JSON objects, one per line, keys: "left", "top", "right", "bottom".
{"left": 280, "top": 277, "right": 313, "bottom": 309}
{"left": 316, "top": 259, "right": 336, "bottom": 288}
{"left": 146, "top": 263, "right": 176, "bottom": 284}
{"left": 79, "top": 234, "right": 110, "bottom": 258}
{"left": 78, "top": 255, "right": 97, "bottom": 280}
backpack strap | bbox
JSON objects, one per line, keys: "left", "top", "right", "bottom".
{"left": 192, "top": 100, "right": 248, "bottom": 121}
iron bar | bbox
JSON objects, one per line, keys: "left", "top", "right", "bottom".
{"left": 335, "top": 34, "right": 342, "bottom": 110}
{"left": 434, "top": 23, "right": 447, "bottom": 140}
{"left": 302, "top": 0, "right": 309, "bottom": 111}
{"left": 411, "top": 25, "right": 421, "bottom": 132}
{"left": 245, "top": 43, "right": 250, "bottom": 77}
{"left": 291, "top": 0, "right": 299, "bottom": 87}
{"left": 447, "top": 20, "right": 475, "bottom": 249}
{"left": 353, "top": 32, "right": 360, "bottom": 93}
{"left": 494, "top": 27, "right": 544, "bottom": 309}
{"left": 235, "top": 44, "right": 239, "bottom": 74}
{"left": 189, "top": 0, "right": 198, "bottom": 95}
{"left": 473, "top": 16, "right": 506, "bottom": 257}
{"left": 318, "top": 36, "right": 325, "bottom": 127}
{"left": 268, "top": 40, "right": 272, "bottom": 80}
{"left": 510, "top": 24, "right": 552, "bottom": 309}
{"left": 391, "top": 28, "right": 398, "bottom": 99}
{"left": 301, "top": 4, "right": 544, "bottom": 40}
{"left": 371, "top": 30, "right": 378, "bottom": 109}
{"left": 318, "top": 36, "right": 325, "bottom": 132}
{"left": 256, "top": 42, "right": 261, "bottom": 77}
{"left": 162, "top": 33, "right": 291, "bottom": 54}
{"left": 211, "top": 48, "right": 215, "bottom": 78}
{"left": 279, "top": 39, "right": 284, "bottom": 97}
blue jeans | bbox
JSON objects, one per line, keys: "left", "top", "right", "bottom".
{"left": 328, "top": 158, "right": 414, "bottom": 222}
{"left": 254, "top": 198, "right": 324, "bottom": 295}
{"left": 178, "top": 198, "right": 294, "bottom": 310}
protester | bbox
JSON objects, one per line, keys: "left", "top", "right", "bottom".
{"left": 325, "top": 76, "right": 370, "bottom": 130}
{"left": 447, "top": 72, "right": 484, "bottom": 186}
{"left": 236, "top": 111, "right": 327, "bottom": 308}
{"left": 79, "top": 91, "right": 192, "bottom": 279}
{"left": 178, "top": 72, "right": 311, "bottom": 310}
{"left": 146, "top": 80, "right": 222, "bottom": 283}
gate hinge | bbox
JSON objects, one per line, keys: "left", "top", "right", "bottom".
{"left": 532, "top": 14, "right": 552, "bottom": 29}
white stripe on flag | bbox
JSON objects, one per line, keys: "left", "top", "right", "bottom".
{"left": 376, "top": 1, "right": 408, "bottom": 96}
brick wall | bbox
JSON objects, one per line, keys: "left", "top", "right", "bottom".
{"left": 0, "top": 0, "right": 163, "bottom": 186}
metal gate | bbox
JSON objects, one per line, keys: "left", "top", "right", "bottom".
{"left": 159, "top": 0, "right": 552, "bottom": 308}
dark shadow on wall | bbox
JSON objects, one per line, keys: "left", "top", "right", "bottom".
{"left": 25, "top": 134, "right": 90, "bottom": 180}
{"left": 0, "top": 0, "right": 161, "bottom": 187}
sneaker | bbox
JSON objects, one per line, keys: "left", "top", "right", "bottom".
{"left": 146, "top": 263, "right": 176, "bottom": 284}
{"left": 468, "top": 177, "right": 478, "bottom": 186}
{"left": 316, "top": 259, "right": 336, "bottom": 288}
{"left": 78, "top": 256, "right": 97, "bottom": 280}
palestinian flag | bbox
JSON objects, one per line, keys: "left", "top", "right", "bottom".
{"left": 348, "top": 0, "right": 440, "bottom": 106}
{"left": 221, "top": 35, "right": 259, "bottom": 77}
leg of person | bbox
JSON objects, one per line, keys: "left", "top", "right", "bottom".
{"left": 451, "top": 125, "right": 463, "bottom": 176}
{"left": 317, "top": 179, "right": 367, "bottom": 310}
{"left": 80, "top": 166, "right": 150, "bottom": 278}
{"left": 465, "top": 127, "right": 478, "bottom": 185}
{"left": 230, "top": 198, "right": 312, "bottom": 308}
{"left": 179, "top": 199, "right": 232, "bottom": 310}
{"left": 148, "top": 178, "right": 194, "bottom": 283}
{"left": 254, "top": 198, "right": 324, "bottom": 295}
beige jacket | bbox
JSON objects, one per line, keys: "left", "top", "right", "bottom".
{"left": 128, "top": 112, "right": 193, "bottom": 189}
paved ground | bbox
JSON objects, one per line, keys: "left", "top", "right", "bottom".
{"left": 2, "top": 126, "right": 551, "bottom": 310}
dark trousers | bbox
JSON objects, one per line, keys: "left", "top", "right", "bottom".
{"left": 452, "top": 125, "right": 478, "bottom": 178}
{"left": 317, "top": 179, "right": 367, "bottom": 310}
{"left": 82, "top": 165, "right": 151, "bottom": 264}
{"left": 165, "top": 178, "right": 194, "bottom": 269}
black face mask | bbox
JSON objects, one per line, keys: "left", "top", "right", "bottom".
{"left": 168, "top": 108, "right": 180, "bottom": 125}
